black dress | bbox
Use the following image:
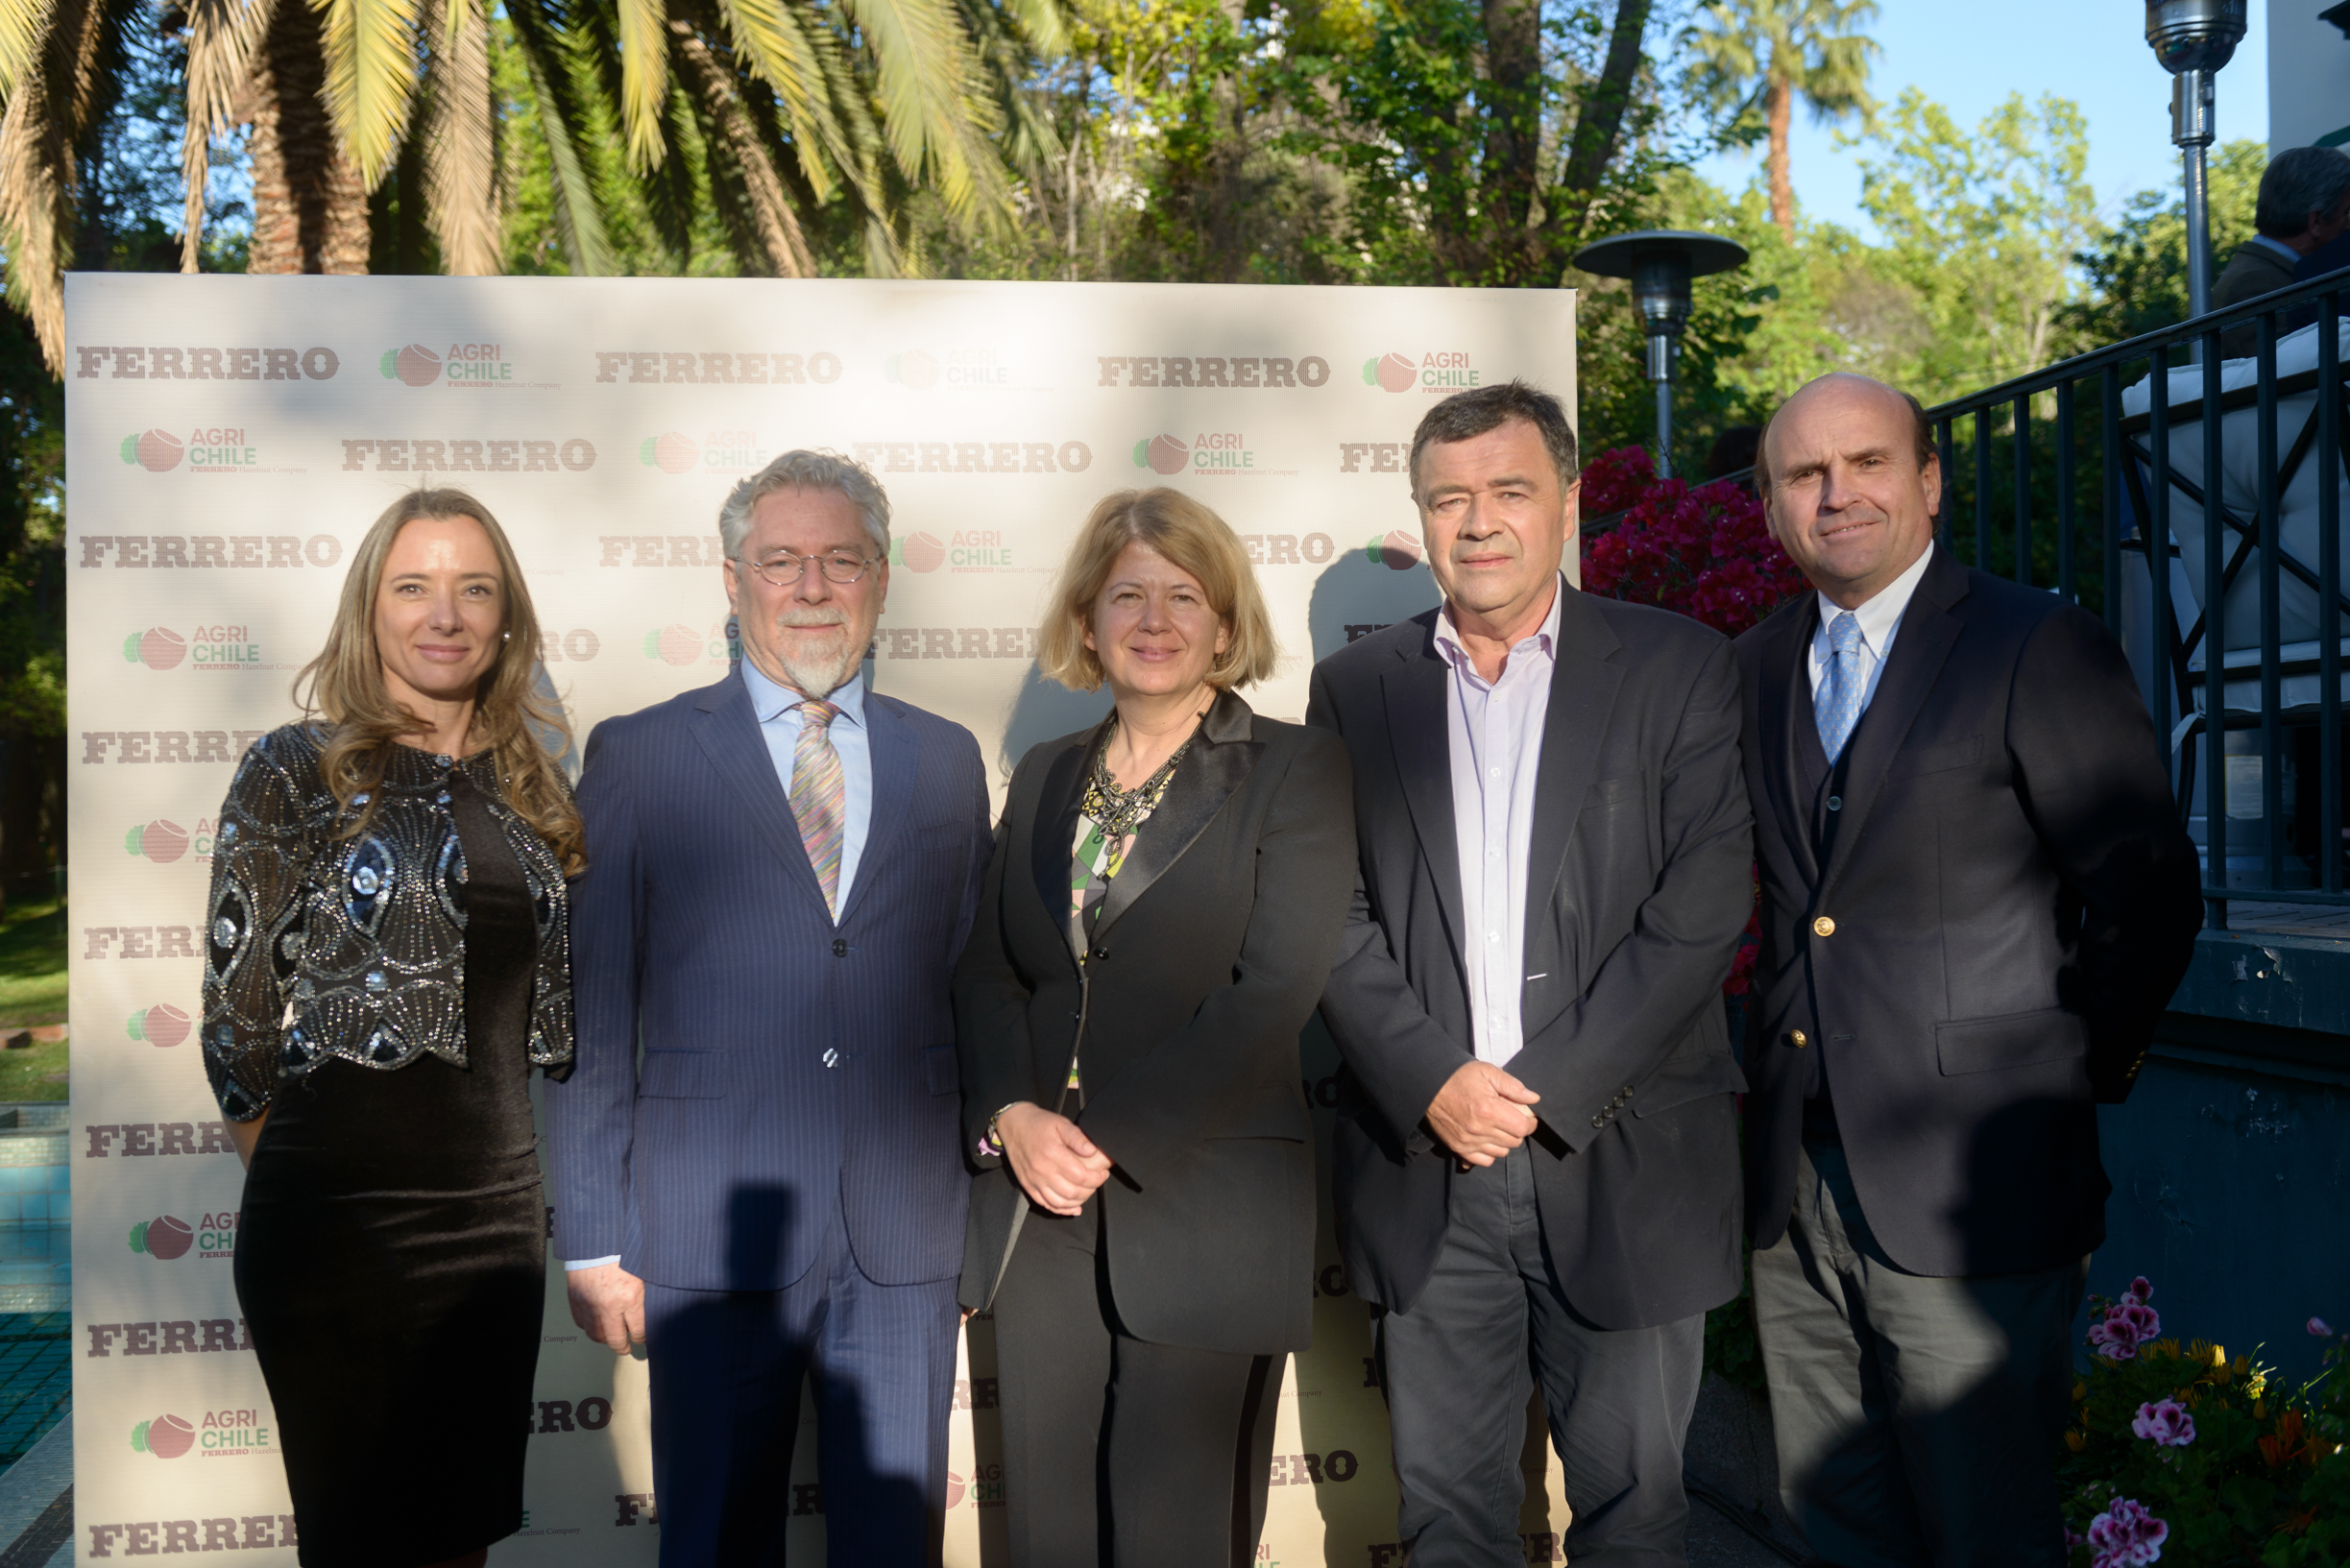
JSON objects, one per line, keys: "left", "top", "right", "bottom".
{"left": 235, "top": 769, "right": 545, "bottom": 1568}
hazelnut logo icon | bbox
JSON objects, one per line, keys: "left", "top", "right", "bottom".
{"left": 898, "top": 533, "right": 947, "bottom": 572}
{"left": 640, "top": 433, "right": 698, "bottom": 474}
{"left": 1132, "top": 435, "right": 1189, "bottom": 475}
{"left": 129, "top": 1003, "right": 191, "bottom": 1048}
{"left": 131, "top": 1215, "right": 196, "bottom": 1260}
{"left": 644, "top": 625, "right": 703, "bottom": 666}
{"left": 379, "top": 345, "right": 444, "bottom": 387}
{"left": 133, "top": 1415, "right": 196, "bottom": 1459}
{"left": 123, "top": 627, "right": 188, "bottom": 669}
{"left": 1364, "top": 353, "right": 1417, "bottom": 393}
{"left": 1369, "top": 529, "right": 1425, "bottom": 569}
{"left": 119, "top": 429, "right": 185, "bottom": 471}
{"left": 126, "top": 820, "right": 191, "bottom": 863}
{"left": 888, "top": 350, "right": 941, "bottom": 391}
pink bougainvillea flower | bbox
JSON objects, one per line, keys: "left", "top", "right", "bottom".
{"left": 2310, "top": 1316, "right": 2333, "bottom": 1338}
{"left": 2131, "top": 1400, "right": 2195, "bottom": 1447}
{"left": 2086, "top": 1498, "right": 2168, "bottom": 1568}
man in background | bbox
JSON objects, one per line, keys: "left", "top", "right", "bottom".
{"left": 2214, "top": 144, "right": 2350, "bottom": 355}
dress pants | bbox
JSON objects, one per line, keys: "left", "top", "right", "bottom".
{"left": 1379, "top": 1144, "right": 1705, "bottom": 1567}
{"left": 1753, "top": 1140, "right": 2087, "bottom": 1568}
{"left": 990, "top": 1195, "right": 1281, "bottom": 1568}
{"left": 642, "top": 1185, "right": 959, "bottom": 1568}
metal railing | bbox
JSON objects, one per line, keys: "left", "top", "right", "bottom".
{"left": 1923, "top": 265, "right": 2350, "bottom": 929}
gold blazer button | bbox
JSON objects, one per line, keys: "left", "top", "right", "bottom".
{"left": 1790, "top": 1029, "right": 1808, "bottom": 1048}
{"left": 1812, "top": 915, "right": 1836, "bottom": 937}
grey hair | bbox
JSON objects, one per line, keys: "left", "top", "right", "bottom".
{"left": 716, "top": 449, "right": 892, "bottom": 560}
{"left": 1409, "top": 379, "right": 1579, "bottom": 495}
{"left": 2257, "top": 146, "right": 2350, "bottom": 239}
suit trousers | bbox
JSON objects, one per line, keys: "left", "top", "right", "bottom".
{"left": 642, "top": 1183, "right": 959, "bottom": 1568}
{"left": 1754, "top": 1141, "right": 2087, "bottom": 1568}
{"left": 990, "top": 1195, "right": 1281, "bottom": 1568}
{"left": 1378, "top": 1144, "right": 1705, "bottom": 1567}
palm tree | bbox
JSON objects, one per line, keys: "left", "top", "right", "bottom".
{"left": 1684, "top": 0, "right": 1879, "bottom": 241}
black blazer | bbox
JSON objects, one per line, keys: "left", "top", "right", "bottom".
{"left": 954, "top": 690, "right": 1356, "bottom": 1356}
{"left": 1734, "top": 544, "right": 2203, "bottom": 1279}
{"left": 1308, "top": 589, "right": 1756, "bottom": 1332}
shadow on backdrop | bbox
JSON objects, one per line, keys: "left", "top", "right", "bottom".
{"left": 1306, "top": 551, "right": 1440, "bottom": 667}
{"left": 996, "top": 663, "right": 1112, "bottom": 784}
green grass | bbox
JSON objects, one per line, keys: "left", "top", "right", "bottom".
{"left": 0, "top": 1039, "right": 66, "bottom": 1101}
{"left": 0, "top": 901, "right": 65, "bottom": 1029}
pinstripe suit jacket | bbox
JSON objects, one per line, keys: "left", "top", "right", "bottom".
{"left": 545, "top": 665, "right": 993, "bottom": 1291}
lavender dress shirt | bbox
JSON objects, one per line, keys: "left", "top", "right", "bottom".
{"left": 1433, "top": 575, "right": 1565, "bottom": 1067}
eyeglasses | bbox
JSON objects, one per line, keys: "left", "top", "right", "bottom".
{"left": 734, "top": 550, "right": 878, "bottom": 588}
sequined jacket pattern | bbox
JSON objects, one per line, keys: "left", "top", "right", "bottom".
{"left": 201, "top": 724, "right": 575, "bottom": 1122}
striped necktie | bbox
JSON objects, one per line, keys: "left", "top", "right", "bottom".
{"left": 788, "top": 699, "right": 846, "bottom": 919}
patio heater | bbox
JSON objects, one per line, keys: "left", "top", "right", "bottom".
{"left": 1572, "top": 229, "right": 1749, "bottom": 480}
{"left": 2144, "top": 0, "right": 2248, "bottom": 333}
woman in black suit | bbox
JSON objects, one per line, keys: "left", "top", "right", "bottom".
{"left": 956, "top": 487, "right": 1356, "bottom": 1566}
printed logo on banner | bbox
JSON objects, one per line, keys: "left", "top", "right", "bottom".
{"left": 123, "top": 819, "right": 214, "bottom": 866}
{"left": 1130, "top": 432, "right": 1283, "bottom": 476}
{"left": 128, "top": 1003, "right": 191, "bottom": 1047}
{"left": 1367, "top": 529, "right": 1426, "bottom": 569}
{"left": 1364, "top": 350, "right": 1485, "bottom": 394}
{"left": 946, "top": 1465, "right": 1005, "bottom": 1509}
{"left": 540, "top": 630, "right": 601, "bottom": 664}
{"left": 594, "top": 350, "right": 839, "bottom": 386}
{"left": 884, "top": 347, "right": 1025, "bottom": 392}
{"left": 340, "top": 438, "right": 595, "bottom": 473}
{"left": 118, "top": 427, "right": 264, "bottom": 474}
{"left": 887, "top": 532, "right": 1013, "bottom": 573}
{"left": 121, "top": 625, "right": 263, "bottom": 670}
{"left": 81, "top": 730, "right": 270, "bottom": 765}
{"left": 81, "top": 534, "right": 343, "bottom": 570}
{"left": 640, "top": 430, "right": 770, "bottom": 477}
{"left": 1094, "top": 355, "right": 1331, "bottom": 389}
{"left": 74, "top": 345, "right": 339, "bottom": 380}
{"left": 129, "top": 1213, "right": 236, "bottom": 1261}
{"left": 851, "top": 440, "right": 1092, "bottom": 476}
{"left": 130, "top": 1415, "right": 196, "bottom": 1459}
{"left": 642, "top": 618, "right": 739, "bottom": 668}
{"left": 1239, "top": 533, "right": 1340, "bottom": 567}
{"left": 380, "top": 342, "right": 525, "bottom": 388}
{"left": 529, "top": 1397, "right": 613, "bottom": 1434}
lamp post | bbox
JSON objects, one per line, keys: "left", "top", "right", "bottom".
{"left": 1572, "top": 229, "right": 1749, "bottom": 480}
{"left": 2144, "top": 0, "right": 2248, "bottom": 335}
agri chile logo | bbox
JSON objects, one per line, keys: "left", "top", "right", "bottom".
{"left": 1364, "top": 351, "right": 1483, "bottom": 394}
{"left": 119, "top": 427, "right": 257, "bottom": 471}
{"left": 1133, "top": 432, "right": 1261, "bottom": 475}
{"left": 1367, "top": 529, "right": 1424, "bottom": 569}
{"left": 382, "top": 343, "right": 517, "bottom": 387}
{"left": 132, "top": 1414, "right": 195, "bottom": 1459}
{"left": 641, "top": 430, "right": 768, "bottom": 476}
{"left": 122, "top": 624, "right": 262, "bottom": 670}
{"left": 128, "top": 1003, "right": 191, "bottom": 1047}
{"left": 124, "top": 819, "right": 192, "bottom": 864}
{"left": 130, "top": 1211, "right": 237, "bottom": 1260}
{"left": 120, "top": 429, "right": 183, "bottom": 471}
{"left": 643, "top": 617, "right": 739, "bottom": 668}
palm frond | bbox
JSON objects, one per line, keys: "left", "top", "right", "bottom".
{"left": 709, "top": 0, "right": 844, "bottom": 203}
{"left": 503, "top": 0, "right": 615, "bottom": 273}
{"left": 0, "top": 0, "right": 56, "bottom": 102}
{"left": 179, "top": 0, "right": 277, "bottom": 271}
{"left": 420, "top": 0, "right": 497, "bottom": 271}
{"left": 614, "top": 0, "right": 666, "bottom": 170}
{"left": 0, "top": 0, "right": 116, "bottom": 368}
{"left": 835, "top": 0, "right": 1003, "bottom": 225}
{"left": 312, "top": 0, "right": 422, "bottom": 187}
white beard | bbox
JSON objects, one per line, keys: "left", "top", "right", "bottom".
{"left": 769, "top": 618, "right": 860, "bottom": 698}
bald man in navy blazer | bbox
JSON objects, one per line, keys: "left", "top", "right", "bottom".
{"left": 545, "top": 451, "right": 991, "bottom": 1568}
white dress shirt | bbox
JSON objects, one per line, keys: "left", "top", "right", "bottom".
{"left": 1435, "top": 575, "right": 1564, "bottom": 1068}
{"left": 1805, "top": 544, "right": 1934, "bottom": 717}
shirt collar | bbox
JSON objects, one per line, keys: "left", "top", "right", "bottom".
{"left": 741, "top": 654, "right": 867, "bottom": 729}
{"left": 1815, "top": 543, "right": 1933, "bottom": 659}
{"left": 1434, "top": 572, "right": 1565, "bottom": 672}
{"left": 2250, "top": 233, "right": 2303, "bottom": 265}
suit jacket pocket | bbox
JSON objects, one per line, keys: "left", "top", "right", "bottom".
{"left": 1935, "top": 1007, "right": 2088, "bottom": 1075}
{"left": 925, "top": 1044, "right": 959, "bottom": 1097}
{"left": 1631, "top": 1056, "right": 1749, "bottom": 1117}
{"left": 639, "top": 1049, "right": 724, "bottom": 1098}
{"left": 1887, "top": 736, "right": 1982, "bottom": 781}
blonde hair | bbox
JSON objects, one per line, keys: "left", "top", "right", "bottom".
{"left": 294, "top": 489, "right": 586, "bottom": 875}
{"left": 1039, "top": 489, "right": 1279, "bottom": 691}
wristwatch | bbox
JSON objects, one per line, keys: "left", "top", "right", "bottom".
{"left": 977, "top": 1102, "right": 1018, "bottom": 1162}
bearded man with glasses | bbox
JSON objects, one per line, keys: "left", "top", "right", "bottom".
{"left": 546, "top": 450, "right": 993, "bottom": 1568}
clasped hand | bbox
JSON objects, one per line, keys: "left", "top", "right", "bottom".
{"left": 998, "top": 1102, "right": 1113, "bottom": 1216}
{"left": 1425, "top": 1060, "right": 1541, "bottom": 1169}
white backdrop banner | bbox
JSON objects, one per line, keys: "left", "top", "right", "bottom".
{"left": 64, "top": 274, "right": 1579, "bottom": 1566}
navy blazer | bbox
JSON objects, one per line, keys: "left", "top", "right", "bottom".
{"left": 545, "top": 666, "right": 992, "bottom": 1291}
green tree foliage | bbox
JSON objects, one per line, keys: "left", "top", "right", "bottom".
{"left": 2071, "top": 138, "right": 2265, "bottom": 347}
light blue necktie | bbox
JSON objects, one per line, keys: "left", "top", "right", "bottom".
{"left": 1816, "top": 612, "right": 1867, "bottom": 765}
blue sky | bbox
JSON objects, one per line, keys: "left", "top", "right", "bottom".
{"left": 1683, "top": 2, "right": 2272, "bottom": 238}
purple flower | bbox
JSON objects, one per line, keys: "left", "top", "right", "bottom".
{"left": 2131, "top": 1400, "right": 2196, "bottom": 1447}
{"left": 2128, "top": 1276, "right": 2154, "bottom": 1305}
{"left": 2311, "top": 1316, "right": 2335, "bottom": 1338}
{"left": 2087, "top": 1498, "right": 2168, "bottom": 1568}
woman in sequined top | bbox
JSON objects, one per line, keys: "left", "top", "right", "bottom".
{"left": 200, "top": 488, "right": 579, "bottom": 1568}
{"left": 952, "top": 489, "right": 1356, "bottom": 1566}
